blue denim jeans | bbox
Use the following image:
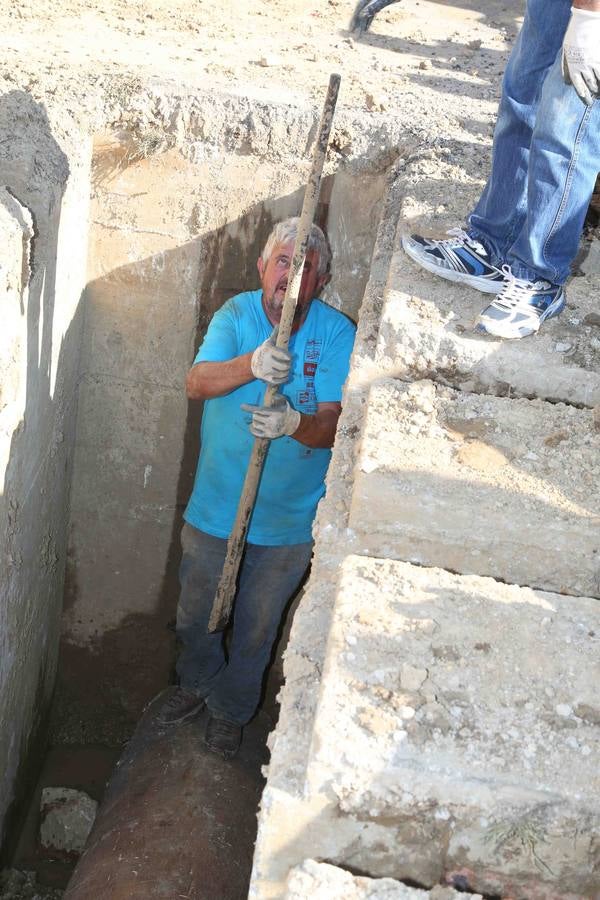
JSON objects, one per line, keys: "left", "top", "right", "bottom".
{"left": 176, "top": 523, "right": 312, "bottom": 725}
{"left": 469, "top": 0, "right": 600, "bottom": 285}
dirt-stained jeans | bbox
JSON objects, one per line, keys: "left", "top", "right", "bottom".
{"left": 176, "top": 523, "right": 312, "bottom": 725}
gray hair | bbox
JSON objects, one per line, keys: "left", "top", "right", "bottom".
{"left": 261, "top": 217, "right": 331, "bottom": 277}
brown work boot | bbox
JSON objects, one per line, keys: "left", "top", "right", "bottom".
{"left": 205, "top": 714, "right": 242, "bottom": 759}
{"left": 157, "top": 687, "right": 206, "bottom": 725}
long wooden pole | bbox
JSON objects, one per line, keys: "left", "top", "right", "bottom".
{"left": 208, "top": 73, "right": 341, "bottom": 633}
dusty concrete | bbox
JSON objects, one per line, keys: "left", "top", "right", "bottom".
{"left": 350, "top": 378, "right": 600, "bottom": 597}
{"left": 0, "top": 93, "right": 91, "bottom": 853}
{"left": 285, "top": 861, "right": 483, "bottom": 900}
{"left": 254, "top": 556, "right": 600, "bottom": 898}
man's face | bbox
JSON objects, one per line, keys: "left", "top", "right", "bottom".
{"left": 257, "top": 240, "right": 328, "bottom": 329}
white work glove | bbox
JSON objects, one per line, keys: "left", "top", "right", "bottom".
{"left": 250, "top": 327, "right": 292, "bottom": 385}
{"left": 562, "top": 8, "right": 600, "bottom": 105}
{"left": 241, "top": 396, "right": 301, "bottom": 439}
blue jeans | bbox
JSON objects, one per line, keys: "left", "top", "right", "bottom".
{"left": 176, "top": 523, "right": 312, "bottom": 725}
{"left": 469, "top": 0, "right": 600, "bottom": 285}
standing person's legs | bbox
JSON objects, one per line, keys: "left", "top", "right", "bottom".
{"left": 206, "top": 540, "right": 313, "bottom": 728}
{"left": 157, "top": 524, "right": 229, "bottom": 724}
{"left": 402, "top": 0, "right": 572, "bottom": 294}
{"left": 475, "top": 48, "right": 600, "bottom": 337}
{"left": 503, "top": 57, "right": 600, "bottom": 285}
{"left": 468, "top": 0, "right": 572, "bottom": 260}
{"left": 175, "top": 524, "right": 230, "bottom": 694}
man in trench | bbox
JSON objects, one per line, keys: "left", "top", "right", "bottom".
{"left": 158, "top": 217, "right": 356, "bottom": 759}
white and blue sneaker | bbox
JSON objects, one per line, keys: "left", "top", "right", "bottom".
{"left": 402, "top": 228, "right": 505, "bottom": 294}
{"left": 475, "top": 267, "right": 566, "bottom": 339}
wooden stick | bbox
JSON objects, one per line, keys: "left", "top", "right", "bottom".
{"left": 208, "top": 74, "right": 341, "bottom": 633}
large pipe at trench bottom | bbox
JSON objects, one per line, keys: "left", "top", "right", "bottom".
{"left": 208, "top": 73, "right": 341, "bottom": 633}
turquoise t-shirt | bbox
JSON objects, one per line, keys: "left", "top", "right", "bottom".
{"left": 184, "top": 290, "right": 356, "bottom": 545}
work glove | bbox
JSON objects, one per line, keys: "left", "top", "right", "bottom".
{"left": 562, "top": 8, "right": 600, "bottom": 106}
{"left": 250, "top": 327, "right": 292, "bottom": 385}
{"left": 241, "top": 396, "right": 301, "bottom": 439}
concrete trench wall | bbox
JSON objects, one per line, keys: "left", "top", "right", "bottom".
{"left": 0, "top": 92, "right": 91, "bottom": 851}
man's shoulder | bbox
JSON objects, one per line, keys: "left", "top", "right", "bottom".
{"left": 225, "top": 289, "right": 262, "bottom": 312}
{"left": 311, "top": 299, "right": 357, "bottom": 334}
{"left": 213, "top": 289, "right": 261, "bottom": 322}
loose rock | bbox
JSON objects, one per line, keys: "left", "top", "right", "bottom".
{"left": 40, "top": 788, "right": 97, "bottom": 854}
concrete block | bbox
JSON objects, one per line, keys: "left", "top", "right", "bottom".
{"left": 63, "top": 510, "right": 178, "bottom": 641}
{"left": 0, "top": 187, "right": 33, "bottom": 445}
{"left": 64, "top": 373, "right": 186, "bottom": 641}
{"left": 70, "top": 373, "right": 185, "bottom": 523}
{"left": 264, "top": 556, "right": 600, "bottom": 899}
{"left": 82, "top": 246, "right": 199, "bottom": 389}
{"left": 40, "top": 787, "right": 97, "bottom": 854}
{"left": 284, "top": 860, "right": 482, "bottom": 900}
{"left": 0, "top": 120, "right": 90, "bottom": 848}
{"left": 373, "top": 247, "right": 600, "bottom": 407}
{"left": 349, "top": 378, "right": 600, "bottom": 598}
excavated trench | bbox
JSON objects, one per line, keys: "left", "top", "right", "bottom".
{"left": 3, "top": 111, "right": 391, "bottom": 896}
{"left": 6, "top": 75, "right": 595, "bottom": 898}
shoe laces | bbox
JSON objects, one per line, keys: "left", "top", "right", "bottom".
{"left": 443, "top": 227, "right": 487, "bottom": 256}
{"left": 495, "top": 266, "right": 549, "bottom": 311}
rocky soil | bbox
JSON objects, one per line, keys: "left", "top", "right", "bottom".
{"left": 1, "top": 0, "right": 518, "bottom": 112}
{"left": 0, "top": 870, "right": 62, "bottom": 900}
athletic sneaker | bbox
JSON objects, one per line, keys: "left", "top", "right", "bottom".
{"left": 157, "top": 687, "right": 206, "bottom": 725}
{"left": 475, "top": 267, "right": 566, "bottom": 339}
{"left": 402, "top": 228, "right": 506, "bottom": 293}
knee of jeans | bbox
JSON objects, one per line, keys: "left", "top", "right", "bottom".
{"left": 242, "top": 619, "right": 280, "bottom": 658}
{"left": 176, "top": 604, "right": 210, "bottom": 635}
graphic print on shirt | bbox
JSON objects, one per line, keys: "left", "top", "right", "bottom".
{"left": 296, "top": 338, "right": 322, "bottom": 414}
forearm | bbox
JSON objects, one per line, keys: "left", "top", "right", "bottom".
{"left": 292, "top": 408, "right": 340, "bottom": 449}
{"left": 186, "top": 353, "right": 254, "bottom": 399}
{"left": 573, "top": 1, "right": 600, "bottom": 10}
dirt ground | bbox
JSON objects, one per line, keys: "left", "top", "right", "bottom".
{"left": 1, "top": 0, "right": 519, "bottom": 115}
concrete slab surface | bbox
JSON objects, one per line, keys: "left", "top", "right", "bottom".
{"left": 307, "top": 555, "right": 600, "bottom": 898}
{"left": 350, "top": 378, "right": 600, "bottom": 598}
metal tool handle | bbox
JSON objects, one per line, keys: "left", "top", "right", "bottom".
{"left": 208, "top": 73, "right": 341, "bottom": 633}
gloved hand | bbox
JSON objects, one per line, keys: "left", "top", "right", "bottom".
{"left": 562, "top": 8, "right": 600, "bottom": 106}
{"left": 250, "top": 327, "right": 292, "bottom": 385}
{"left": 241, "top": 396, "right": 301, "bottom": 439}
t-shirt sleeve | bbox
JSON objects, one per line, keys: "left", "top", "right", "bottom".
{"left": 193, "top": 301, "right": 240, "bottom": 364}
{"left": 314, "top": 315, "right": 356, "bottom": 404}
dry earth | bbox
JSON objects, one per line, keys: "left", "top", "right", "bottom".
{"left": 1, "top": 0, "right": 519, "bottom": 120}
